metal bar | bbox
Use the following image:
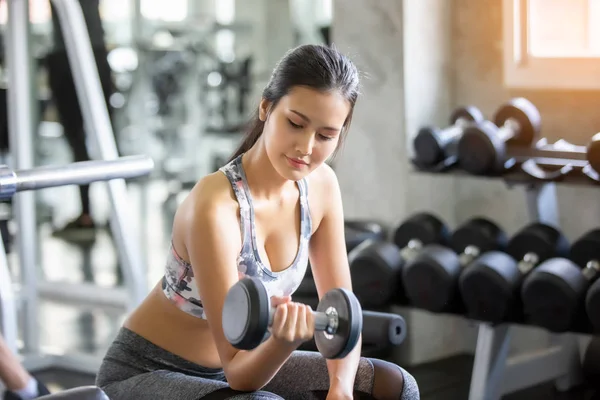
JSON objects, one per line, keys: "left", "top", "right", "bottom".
{"left": 37, "top": 281, "right": 129, "bottom": 311}
{"left": 468, "top": 324, "right": 512, "bottom": 400}
{"left": 501, "top": 343, "right": 580, "bottom": 394}
{"left": 550, "top": 333, "right": 583, "bottom": 391}
{"left": 49, "top": 0, "right": 148, "bottom": 310}
{"left": 525, "top": 183, "right": 559, "bottom": 226}
{"left": 0, "top": 156, "right": 154, "bottom": 197}
{"left": 0, "top": 237, "right": 18, "bottom": 355}
{"left": 6, "top": 0, "right": 40, "bottom": 355}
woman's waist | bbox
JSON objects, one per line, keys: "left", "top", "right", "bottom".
{"left": 123, "top": 285, "right": 223, "bottom": 368}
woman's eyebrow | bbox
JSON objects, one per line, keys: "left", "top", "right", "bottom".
{"left": 290, "top": 110, "right": 340, "bottom": 132}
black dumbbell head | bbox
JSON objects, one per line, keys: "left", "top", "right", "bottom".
{"left": 493, "top": 97, "right": 541, "bottom": 146}
{"left": 459, "top": 251, "right": 520, "bottom": 323}
{"left": 449, "top": 105, "right": 485, "bottom": 126}
{"left": 413, "top": 126, "right": 444, "bottom": 166}
{"left": 457, "top": 120, "right": 505, "bottom": 175}
{"left": 506, "top": 223, "right": 569, "bottom": 263}
{"left": 393, "top": 212, "right": 450, "bottom": 248}
{"left": 402, "top": 244, "right": 460, "bottom": 313}
{"left": 450, "top": 217, "right": 508, "bottom": 254}
{"left": 586, "top": 280, "right": 600, "bottom": 331}
{"left": 344, "top": 220, "right": 386, "bottom": 253}
{"left": 521, "top": 258, "right": 587, "bottom": 332}
{"left": 314, "top": 288, "right": 362, "bottom": 359}
{"left": 349, "top": 241, "right": 403, "bottom": 308}
{"left": 570, "top": 229, "right": 600, "bottom": 269}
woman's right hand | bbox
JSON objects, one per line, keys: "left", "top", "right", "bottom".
{"left": 269, "top": 296, "right": 315, "bottom": 347}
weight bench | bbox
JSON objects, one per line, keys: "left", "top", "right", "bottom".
{"left": 38, "top": 386, "right": 109, "bottom": 400}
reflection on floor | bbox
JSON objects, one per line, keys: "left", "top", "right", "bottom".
{"left": 4, "top": 132, "right": 600, "bottom": 399}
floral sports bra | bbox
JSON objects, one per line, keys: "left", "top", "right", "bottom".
{"left": 161, "top": 155, "right": 313, "bottom": 319}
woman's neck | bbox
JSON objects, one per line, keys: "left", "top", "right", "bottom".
{"left": 242, "top": 144, "right": 292, "bottom": 201}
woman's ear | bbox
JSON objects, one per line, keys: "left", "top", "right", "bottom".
{"left": 259, "top": 99, "right": 270, "bottom": 121}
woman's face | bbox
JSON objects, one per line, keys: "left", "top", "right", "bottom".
{"left": 260, "top": 86, "right": 351, "bottom": 181}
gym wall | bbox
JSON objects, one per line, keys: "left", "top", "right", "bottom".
{"left": 331, "top": 0, "right": 600, "bottom": 366}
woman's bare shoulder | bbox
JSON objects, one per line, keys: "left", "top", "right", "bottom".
{"left": 172, "top": 171, "right": 240, "bottom": 254}
{"left": 306, "top": 163, "right": 341, "bottom": 226}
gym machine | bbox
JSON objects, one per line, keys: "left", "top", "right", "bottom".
{"left": 2, "top": 0, "right": 151, "bottom": 374}
{"left": 0, "top": 157, "right": 153, "bottom": 377}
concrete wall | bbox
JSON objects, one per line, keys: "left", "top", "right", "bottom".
{"left": 332, "top": 0, "right": 600, "bottom": 365}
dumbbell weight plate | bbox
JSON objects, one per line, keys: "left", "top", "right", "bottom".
{"left": 521, "top": 258, "right": 588, "bottom": 332}
{"left": 506, "top": 223, "right": 569, "bottom": 263}
{"left": 393, "top": 212, "right": 450, "bottom": 249}
{"left": 414, "top": 106, "right": 484, "bottom": 167}
{"left": 459, "top": 251, "right": 522, "bottom": 323}
{"left": 449, "top": 106, "right": 485, "bottom": 126}
{"left": 450, "top": 218, "right": 508, "bottom": 256}
{"left": 315, "top": 287, "right": 363, "bottom": 359}
{"left": 402, "top": 244, "right": 460, "bottom": 313}
{"left": 586, "top": 280, "right": 600, "bottom": 332}
{"left": 570, "top": 229, "right": 600, "bottom": 272}
{"left": 458, "top": 120, "right": 506, "bottom": 175}
{"left": 307, "top": 220, "right": 385, "bottom": 279}
{"left": 493, "top": 97, "right": 541, "bottom": 147}
{"left": 223, "top": 277, "right": 271, "bottom": 350}
{"left": 349, "top": 240, "right": 404, "bottom": 308}
{"left": 345, "top": 220, "right": 386, "bottom": 253}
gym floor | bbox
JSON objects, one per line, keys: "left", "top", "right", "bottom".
{"left": 9, "top": 125, "right": 599, "bottom": 399}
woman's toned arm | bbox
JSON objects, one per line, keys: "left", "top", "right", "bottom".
{"left": 181, "top": 175, "right": 309, "bottom": 391}
{"left": 308, "top": 165, "right": 361, "bottom": 397}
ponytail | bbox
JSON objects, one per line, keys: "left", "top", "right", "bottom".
{"left": 227, "top": 109, "right": 265, "bottom": 163}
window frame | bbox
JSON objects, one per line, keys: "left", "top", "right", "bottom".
{"left": 503, "top": 0, "right": 600, "bottom": 90}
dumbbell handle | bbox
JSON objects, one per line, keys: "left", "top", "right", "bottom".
{"left": 518, "top": 252, "right": 540, "bottom": 274}
{"left": 459, "top": 245, "right": 481, "bottom": 266}
{"left": 267, "top": 307, "right": 407, "bottom": 345}
{"left": 497, "top": 118, "right": 521, "bottom": 142}
{"left": 268, "top": 307, "right": 338, "bottom": 334}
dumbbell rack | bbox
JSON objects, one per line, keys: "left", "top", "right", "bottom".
{"left": 466, "top": 182, "right": 583, "bottom": 399}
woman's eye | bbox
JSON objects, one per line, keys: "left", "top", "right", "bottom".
{"left": 288, "top": 119, "right": 302, "bottom": 129}
{"left": 318, "top": 134, "right": 334, "bottom": 141}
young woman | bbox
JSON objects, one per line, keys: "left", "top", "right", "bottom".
{"left": 96, "top": 44, "right": 419, "bottom": 400}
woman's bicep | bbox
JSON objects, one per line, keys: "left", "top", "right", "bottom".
{"left": 308, "top": 167, "right": 352, "bottom": 297}
{"left": 184, "top": 202, "right": 241, "bottom": 368}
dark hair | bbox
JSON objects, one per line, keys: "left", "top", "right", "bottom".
{"left": 228, "top": 44, "right": 360, "bottom": 162}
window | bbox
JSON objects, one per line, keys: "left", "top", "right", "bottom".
{"left": 503, "top": 0, "right": 600, "bottom": 89}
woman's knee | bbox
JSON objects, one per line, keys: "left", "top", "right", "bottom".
{"left": 370, "top": 359, "right": 420, "bottom": 400}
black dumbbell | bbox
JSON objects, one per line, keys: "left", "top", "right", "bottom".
{"left": 413, "top": 106, "right": 485, "bottom": 168}
{"left": 222, "top": 277, "right": 407, "bottom": 359}
{"left": 520, "top": 229, "right": 600, "bottom": 333}
{"left": 349, "top": 212, "right": 450, "bottom": 309}
{"left": 402, "top": 217, "right": 507, "bottom": 313}
{"left": 305, "top": 220, "right": 385, "bottom": 279}
{"left": 458, "top": 222, "right": 569, "bottom": 323}
{"left": 345, "top": 220, "right": 386, "bottom": 253}
{"left": 457, "top": 97, "right": 541, "bottom": 175}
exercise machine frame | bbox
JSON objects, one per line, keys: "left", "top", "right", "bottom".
{"left": 1, "top": 0, "right": 151, "bottom": 375}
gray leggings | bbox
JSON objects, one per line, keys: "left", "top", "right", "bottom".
{"left": 96, "top": 328, "right": 419, "bottom": 400}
